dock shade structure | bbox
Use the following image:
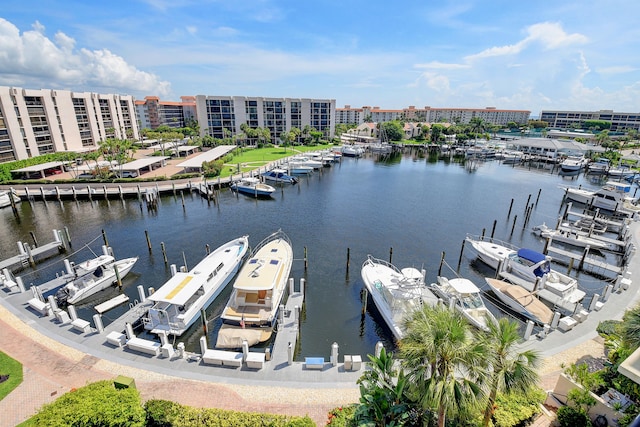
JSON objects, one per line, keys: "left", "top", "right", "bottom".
{"left": 176, "top": 145, "right": 236, "bottom": 174}
{"left": 111, "top": 157, "right": 170, "bottom": 178}
{"left": 11, "top": 161, "right": 71, "bottom": 179}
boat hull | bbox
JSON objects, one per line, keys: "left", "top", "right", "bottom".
{"left": 65, "top": 257, "right": 138, "bottom": 305}
{"left": 144, "top": 236, "right": 249, "bottom": 336}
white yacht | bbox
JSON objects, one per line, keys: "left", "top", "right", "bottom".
{"left": 216, "top": 230, "right": 293, "bottom": 348}
{"left": 430, "top": 276, "right": 497, "bottom": 332}
{"left": 360, "top": 255, "right": 439, "bottom": 341}
{"left": 144, "top": 235, "right": 249, "bottom": 336}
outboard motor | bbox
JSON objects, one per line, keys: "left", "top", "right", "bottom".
{"left": 55, "top": 287, "right": 69, "bottom": 306}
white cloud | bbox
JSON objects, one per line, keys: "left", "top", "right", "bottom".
{"left": 0, "top": 18, "right": 170, "bottom": 96}
{"left": 597, "top": 65, "right": 637, "bottom": 75}
{"left": 466, "top": 22, "right": 588, "bottom": 61}
{"left": 414, "top": 61, "right": 469, "bottom": 70}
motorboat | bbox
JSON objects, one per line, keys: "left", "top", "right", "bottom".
{"left": 532, "top": 223, "right": 610, "bottom": 251}
{"left": 607, "top": 164, "right": 632, "bottom": 179}
{"left": 261, "top": 168, "right": 298, "bottom": 184}
{"left": 291, "top": 155, "right": 323, "bottom": 169}
{"left": 230, "top": 177, "right": 275, "bottom": 198}
{"left": 484, "top": 278, "right": 553, "bottom": 325}
{"left": 281, "top": 161, "right": 314, "bottom": 175}
{"left": 560, "top": 156, "right": 587, "bottom": 173}
{"left": 430, "top": 276, "right": 497, "bottom": 332}
{"left": 143, "top": 235, "right": 249, "bottom": 336}
{"left": 587, "top": 158, "right": 610, "bottom": 174}
{"left": 0, "top": 189, "right": 20, "bottom": 208}
{"left": 55, "top": 255, "right": 138, "bottom": 305}
{"left": 465, "top": 235, "right": 517, "bottom": 270}
{"left": 360, "top": 255, "right": 439, "bottom": 341}
{"left": 559, "top": 185, "right": 595, "bottom": 205}
{"left": 465, "top": 237, "right": 585, "bottom": 312}
{"left": 571, "top": 217, "right": 608, "bottom": 234}
{"left": 341, "top": 145, "right": 365, "bottom": 157}
{"left": 216, "top": 230, "right": 293, "bottom": 348}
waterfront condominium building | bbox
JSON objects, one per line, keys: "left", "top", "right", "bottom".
{"left": 540, "top": 109, "right": 640, "bottom": 132}
{"left": 135, "top": 96, "right": 197, "bottom": 130}
{"left": 195, "top": 95, "right": 336, "bottom": 141}
{"left": 335, "top": 105, "right": 530, "bottom": 126}
{"left": 0, "top": 86, "right": 139, "bottom": 163}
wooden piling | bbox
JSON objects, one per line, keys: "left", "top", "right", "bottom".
{"left": 438, "top": 251, "right": 445, "bottom": 276}
{"left": 181, "top": 190, "right": 185, "bottom": 208}
{"left": 389, "top": 247, "right": 393, "bottom": 264}
{"left": 525, "top": 194, "right": 531, "bottom": 212}
{"left": 481, "top": 228, "right": 486, "bottom": 239}
{"left": 201, "top": 308, "right": 208, "bottom": 334}
{"left": 145, "top": 230, "right": 152, "bottom": 252}
{"left": 490, "top": 220, "right": 497, "bottom": 239}
{"left": 161, "top": 242, "right": 168, "bottom": 264}
{"left": 64, "top": 226, "right": 72, "bottom": 246}
{"left": 205, "top": 244, "right": 210, "bottom": 255}
{"left": 102, "top": 229, "right": 109, "bottom": 247}
{"left": 361, "top": 288, "right": 368, "bottom": 314}
{"left": 114, "top": 263, "right": 122, "bottom": 289}
{"left": 29, "top": 231, "right": 38, "bottom": 247}
{"left": 304, "top": 246, "right": 308, "bottom": 270}
{"left": 535, "top": 188, "right": 542, "bottom": 205}
{"left": 457, "top": 240, "right": 466, "bottom": 270}
{"left": 510, "top": 215, "right": 517, "bottom": 236}
{"left": 346, "top": 247, "right": 350, "bottom": 272}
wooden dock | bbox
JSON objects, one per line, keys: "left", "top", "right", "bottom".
{"left": 0, "top": 230, "right": 67, "bottom": 272}
{"left": 545, "top": 245, "right": 623, "bottom": 276}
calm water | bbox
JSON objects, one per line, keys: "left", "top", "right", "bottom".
{"left": 0, "top": 152, "right": 624, "bottom": 358}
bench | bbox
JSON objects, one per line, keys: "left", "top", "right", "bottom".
{"left": 27, "top": 298, "right": 50, "bottom": 316}
{"left": 126, "top": 337, "right": 161, "bottom": 356}
{"left": 55, "top": 310, "right": 71, "bottom": 324}
{"left": 558, "top": 316, "right": 578, "bottom": 332}
{"left": 245, "top": 352, "right": 266, "bottom": 370}
{"left": 106, "top": 331, "right": 127, "bottom": 348}
{"left": 71, "top": 318, "right": 91, "bottom": 333}
{"left": 305, "top": 357, "right": 325, "bottom": 370}
{"left": 202, "top": 349, "right": 243, "bottom": 367}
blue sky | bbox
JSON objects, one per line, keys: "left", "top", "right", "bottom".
{"left": 1, "top": 1, "right": 639, "bottom": 116}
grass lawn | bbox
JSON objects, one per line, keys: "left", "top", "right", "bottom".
{"left": 0, "top": 351, "right": 23, "bottom": 401}
{"left": 217, "top": 144, "right": 335, "bottom": 178}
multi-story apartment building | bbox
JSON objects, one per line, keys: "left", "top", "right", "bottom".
{"left": 540, "top": 110, "right": 640, "bottom": 132}
{"left": 135, "top": 96, "right": 197, "bottom": 130}
{"left": 335, "top": 105, "right": 530, "bottom": 126}
{"left": 0, "top": 86, "right": 138, "bottom": 163}
{"left": 194, "top": 96, "right": 335, "bottom": 141}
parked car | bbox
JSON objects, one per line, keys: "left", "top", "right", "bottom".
{"left": 118, "top": 171, "right": 139, "bottom": 178}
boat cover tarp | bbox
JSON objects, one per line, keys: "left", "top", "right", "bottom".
{"left": 215, "top": 324, "right": 272, "bottom": 349}
{"left": 517, "top": 248, "right": 546, "bottom": 264}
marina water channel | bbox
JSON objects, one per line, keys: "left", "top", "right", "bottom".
{"left": 0, "top": 151, "right": 629, "bottom": 359}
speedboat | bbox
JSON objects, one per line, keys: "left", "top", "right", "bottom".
{"left": 430, "top": 276, "right": 497, "bottom": 331}
{"left": 341, "top": 145, "right": 365, "bottom": 157}
{"left": 216, "top": 230, "right": 293, "bottom": 348}
{"left": 587, "top": 158, "right": 610, "bottom": 174}
{"left": 560, "top": 156, "right": 587, "bottom": 173}
{"left": 0, "top": 189, "right": 20, "bottom": 208}
{"left": 291, "top": 155, "right": 322, "bottom": 169}
{"left": 485, "top": 278, "right": 553, "bottom": 325}
{"left": 360, "top": 255, "right": 439, "bottom": 341}
{"left": 532, "top": 223, "right": 610, "bottom": 251}
{"left": 230, "top": 177, "right": 275, "bottom": 198}
{"left": 143, "top": 235, "right": 249, "bottom": 336}
{"left": 559, "top": 185, "right": 595, "bottom": 205}
{"left": 281, "top": 161, "right": 313, "bottom": 175}
{"left": 55, "top": 255, "right": 138, "bottom": 305}
{"left": 465, "top": 236, "right": 585, "bottom": 312}
{"left": 261, "top": 168, "right": 298, "bottom": 184}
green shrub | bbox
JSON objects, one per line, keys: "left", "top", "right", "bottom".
{"left": 26, "top": 380, "right": 145, "bottom": 427}
{"left": 146, "top": 402, "right": 315, "bottom": 427}
{"left": 597, "top": 319, "right": 621, "bottom": 337}
{"left": 144, "top": 399, "right": 181, "bottom": 427}
{"left": 556, "top": 405, "right": 591, "bottom": 427}
{"left": 326, "top": 405, "right": 357, "bottom": 426}
{"left": 492, "top": 387, "right": 546, "bottom": 427}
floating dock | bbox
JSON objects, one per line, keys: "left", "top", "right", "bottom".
{"left": 0, "top": 230, "right": 67, "bottom": 272}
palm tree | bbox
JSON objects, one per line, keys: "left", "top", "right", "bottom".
{"left": 469, "top": 117, "right": 487, "bottom": 144}
{"left": 400, "top": 304, "right": 487, "bottom": 427}
{"left": 480, "top": 318, "right": 540, "bottom": 427}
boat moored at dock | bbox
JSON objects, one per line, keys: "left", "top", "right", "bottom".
{"left": 360, "top": 255, "right": 439, "bottom": 341}
{"left": 230, "top": 177, "right": 275, "bottom": 198}
{"left": 143, "top": 235, "right": 249, "bottom": 336}
{"left": 430, "top": 276, "right": 497, "bottom": 331}
{"left": 216, "top": 230, "right": 293, "bottom": 349}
